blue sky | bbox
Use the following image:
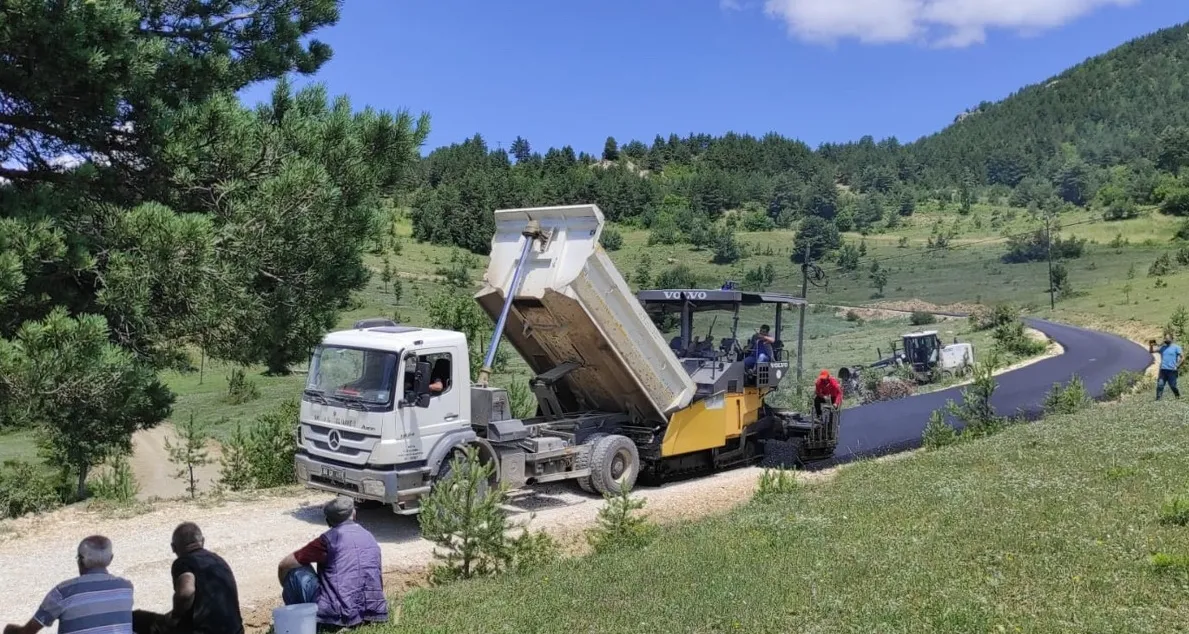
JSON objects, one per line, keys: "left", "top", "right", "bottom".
{"left": 238, "top": 0, "right": 1186, "bottom": 156}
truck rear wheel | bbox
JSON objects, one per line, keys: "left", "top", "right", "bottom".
{"left": 589, "top": 434, "right": 639, "bottom": 495}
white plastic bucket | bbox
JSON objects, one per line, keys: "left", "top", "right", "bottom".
{"left": 272, "top": 603, "right": 317, "bottom": 634}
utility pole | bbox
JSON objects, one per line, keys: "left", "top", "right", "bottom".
{"left": 796, "top": 243, "right": 811, "bottom": 399}
{"left": 1045, "top": 212, "right": 1055, "bottom": 310}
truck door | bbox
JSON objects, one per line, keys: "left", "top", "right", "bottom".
{"left": 403, "top": 348, "right": 466, "bottom": 461}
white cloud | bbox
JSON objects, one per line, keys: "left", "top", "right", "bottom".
{"left": 758, "top": 0, "right": 1140, "bottom": 47}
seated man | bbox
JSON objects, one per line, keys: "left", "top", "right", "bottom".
{"left": 403, "top": 356, "right": 446, "bottom": 398}
{"left": 5, "top": 535, "right": 133, "bottom": 634}
{"left": 133, "top": 522, "right": 243, "bottom": 634}
{"left": 428, "top": 357, "right": 450, "bottom": 393}
{"left": 277, "top": 496, "right": 389, "bottom": 630}
{"left": 743, "top": 325, "right": 776, "bottom": 370}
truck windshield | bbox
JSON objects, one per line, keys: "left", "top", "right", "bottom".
{"left": 305, "top": 345, "right": 399, "bottom": 406}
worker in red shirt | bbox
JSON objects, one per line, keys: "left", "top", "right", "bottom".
{"left": 814, "top": 369, "right": 843, "bottom": 419}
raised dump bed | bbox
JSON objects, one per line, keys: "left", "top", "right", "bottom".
{"left": 474, "top": 204, "right": 697, "bottom": 424}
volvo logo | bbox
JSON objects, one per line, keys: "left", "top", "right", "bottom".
{"left": 327, "top": 430, "right": 342, "bottom": 451}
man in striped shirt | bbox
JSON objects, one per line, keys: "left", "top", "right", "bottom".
{"left": 3, "top": 535, "right": 134, "bottom": 634}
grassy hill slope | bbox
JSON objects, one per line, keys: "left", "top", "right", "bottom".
{"left": 908, "top": 21, "right": 1189, "bottom": 185}
{"left": 378, "top": 394, "right": 1189, "bottom": 633}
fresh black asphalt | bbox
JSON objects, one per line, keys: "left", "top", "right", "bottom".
{"left": 809, "top": 318, "right": 1153, "bottom": 469}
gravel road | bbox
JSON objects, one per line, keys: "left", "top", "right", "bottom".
{"left": 0, "top": 465, "right": 782, "bottom": 632}
{"left": 0, "top": 318, "right": 1151, "bottom": 632}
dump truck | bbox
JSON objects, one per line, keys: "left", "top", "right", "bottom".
{"left": 293, "top": 204, "right": 840, "bottom": 514}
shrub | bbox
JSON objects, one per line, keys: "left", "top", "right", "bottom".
{"left": 0, "top": 460, "right": 64, "bottom": 519}
{"left": 502, "top": 378, "right": 537, "bottom": 420}
{"left": 845, "top": 310, "right": 862, "bottom": 323}
{"left": 585, "top": 485, "right": 658, "bottom": 555}
{"left": 218, "top": 400, "right": 299, "bottom": 491}
{"left": 1102, "top": 370, "right": 1144, "bottom": 401}
{"left": 836, "top": 242, "right": 860, "bottom": 271}
{"left": 647, "top": 219, "right": 682, "bottom": 246}
{"left": 741, "top": 209, "right": 775, "bottom": 232}
{"left": 1149, "top": 253, "right": 1174, "bottom": 277}
{"left": 217, "top": 422, "right": 254, "bottom": 492}
{"left": 873, "top": 377, "right": 914, "bottom": 402}
{"left": 599, "top": 228, "right": 623, "bottom": 251}
{"left": 507, "top": 528, "right": 562, "bottom": 574}
{"left": 1103, "top": 200, "right": 1140, "bottom": 221}
{"left": 944, "top": 355, "right": 1004, "bottom": 439}
{"left": 1159, "top": 496, "right": 1189, "bottom": 527}
{"left": 969, "top": 303, "right": 1018, "bottom": 331}
{"left": 711, "top": 227, "right": 742, "bottom": 264}
{"left": 1042, "top": 375, "right": 1091, "bottom": 415}
{"left": 993, "top": 319, "right": 1047, "bottom": 357}
{"left": 654, "top": 264, "right": 701, "bottom": 289}
{"left": 921, "top": 410, "right": 958, "bottom": 451}
{"left": 249, "top": 400, "right": 299, "bottom": 488}
{"left": 1149, "top": 552, "right": 1189, "bottom": 575}
{"left": 1160, "top": 187, "right": 1189, "bottom": 216}
{"left": 910, "top": 311, "right": 937, "bottom": 326}
{"left": 742, "top": 262, "right": 776, "bottom": 291}
{"left": 1001, "top": 227, "right": 1085, "bottom": 263}
{"left": 225, "top": 367, "right": 260, "bottom": 405}
{"left": 88, "top": 453, "right": 139, "bottom": 503}
{"left": 1167, "top": 305, "right": 1189, "bottom": 341}
{"left": 754, "top": 468, "right": 799, "bottom": 502}
{"left": 1177, "top": 246, "right": 1189, "bottom": 266}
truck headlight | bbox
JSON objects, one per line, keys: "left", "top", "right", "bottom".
{"left": 295, "top": 462, "right": 309, "bottom": 482}
{"left": 360, "top": 478, "right": 386, "bottom": 498}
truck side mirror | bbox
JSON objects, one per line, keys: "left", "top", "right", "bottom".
{"left": 413, "top": 361, "right": 432, "bottom": 401}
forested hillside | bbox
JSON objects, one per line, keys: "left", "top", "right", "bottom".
{"left": 910, "top": 21, "right": 1189, "bottom": 186}
{"left": 411, "top": 21, "right": 1189, "bottom": 256}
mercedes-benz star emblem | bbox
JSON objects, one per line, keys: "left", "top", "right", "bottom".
{"left": 327, "top": 430, "right": 342, "bottom": 451}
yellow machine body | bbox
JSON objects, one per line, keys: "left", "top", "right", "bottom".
{"left": 660, "top": 387, "right": 770, "bottom": 457}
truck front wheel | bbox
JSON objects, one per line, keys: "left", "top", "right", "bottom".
{"left": 589, "top": 434, "right": 639, "bottom": 495}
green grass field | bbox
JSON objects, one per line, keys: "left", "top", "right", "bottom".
{"left": 375, "top": 395, "right": 1189, "bottom": 633}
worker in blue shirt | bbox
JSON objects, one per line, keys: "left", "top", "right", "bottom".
{"left": 1150, "top": 334, "right": 1183, "bottom": 400}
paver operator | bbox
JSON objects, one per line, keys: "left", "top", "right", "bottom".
{"left": 814, "top": 369, "right": 843, "bottom": 418}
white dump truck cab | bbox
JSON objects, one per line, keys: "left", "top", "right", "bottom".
{"left": 294, "top": 321, "right": 485, "bottom": 514}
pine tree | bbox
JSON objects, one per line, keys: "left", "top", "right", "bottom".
{"left": 585, "top": 485, "right": 657, "bottom": 554}
{"left": 165, "top": 414, "right": 214, "bottom": 499}
{"left": 603, "top": 136, "right": 619, "bottom": 161}
{"left": 218, "top": 423, "right": 254, "bottom": 492}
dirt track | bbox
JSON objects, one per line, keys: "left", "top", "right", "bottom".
{"left": 129, "top": 424, "right": 224, "bottom": 501}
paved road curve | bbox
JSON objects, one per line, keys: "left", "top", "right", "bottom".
{"left": 816, "top": 318, "right": 1153, "bottom": 467}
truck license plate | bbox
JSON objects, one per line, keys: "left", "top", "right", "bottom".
{"left": 321, "top": 466, "right": 346, "bottom": 483}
